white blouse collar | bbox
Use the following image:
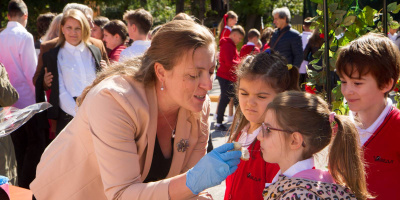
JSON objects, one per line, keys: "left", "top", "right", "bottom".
{"left": 64, "top": 41, "right": 86, "bottom": 54}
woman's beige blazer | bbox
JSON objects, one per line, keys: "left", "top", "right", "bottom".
{"left": 30, "top": 75, "right": 210, "bottom": 200}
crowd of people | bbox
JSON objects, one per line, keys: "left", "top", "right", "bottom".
{"left": 0, "top": 0, "right": 399, "bottom": 199}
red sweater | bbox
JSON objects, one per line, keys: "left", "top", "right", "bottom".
{"left": 217, "top": 38, "right": 240, "bottom": 82}
{"left": 363, "top": 107, "right": 400, "bottom": 200}
{"left": 239, "top": 44, "right": 260, "bottom": 58}
{"left": 220, "top": 27, "right": 231, "bottom": 40}
{"left": 108, "top": 44, "right": 127, "bottom": 63}
{"left": 224, "top": 140, "right": 280, "bottom": 200}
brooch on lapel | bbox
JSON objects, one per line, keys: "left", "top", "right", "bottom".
{"left": 176, "top": 139, "right": 189, "bottom": 152}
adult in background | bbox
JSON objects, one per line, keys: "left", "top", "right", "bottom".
{"left": 35, "top": 12, "right": 55, "bottom": 56}
{"left": 0, "top": 0, "right": 46, "bottom": 189}
{"left": 268, "top": 7, "right": 303, "bottom": 68}
{"left": 35, "top": 9, "right": 103, "bottom": 135}
{"left": 102, "top": 20, "right": 128, "bottom": 63}
{"left": 31, "top": 20, "right": 241, "bottom": 200}
{"left": 32, "top": 2, "right": 109, "bottom": 86}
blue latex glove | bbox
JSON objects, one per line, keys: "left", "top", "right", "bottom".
{"left": 186, "top": 143, "right": 242, "bottom": 194}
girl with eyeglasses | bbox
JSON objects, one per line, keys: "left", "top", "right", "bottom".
{"left": 257, "top": 91, "right": 372, "bottom": 200}
{"left": 225, "top": 50, "right": 300, "bottom": 200}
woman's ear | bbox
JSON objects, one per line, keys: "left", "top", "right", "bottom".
{"left": 289, "top": 132, "right": 305, "bottom": 150}
{"left": 154, "top": 62, "right": 166, "bottom": 83}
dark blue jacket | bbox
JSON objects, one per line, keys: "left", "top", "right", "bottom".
{"left": 268, "top": 25, "right": 303, "bottom": 68}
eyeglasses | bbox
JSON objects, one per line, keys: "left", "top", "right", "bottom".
{"left": 261, "top": 123, "right": 306, "bottom": 147}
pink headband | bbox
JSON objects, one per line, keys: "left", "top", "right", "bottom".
{"left": 329, "top": 112, "right": 338, "bottom": 136}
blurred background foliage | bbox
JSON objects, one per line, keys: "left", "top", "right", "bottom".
{"left": 0, "top": 0, "right": 305, "bottom": 40}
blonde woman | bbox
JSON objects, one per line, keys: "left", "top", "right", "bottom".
{"left": 31, "top": 20, "right": 241, "bottom": 200}
{"left": 35, "top": 9, "right": 102, "bottom": 134}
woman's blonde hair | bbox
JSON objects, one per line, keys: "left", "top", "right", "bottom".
{"left": 267, "top": 91, "right": 372, "bottom": 200}
{"left": 43, "top": 13, "right": 63, "bottom": 42}
{"left": 77, "top": 19, "right": 215, "bottom": 106}
{"left": 57, "top": 9, "right": 90, "bottom": 47}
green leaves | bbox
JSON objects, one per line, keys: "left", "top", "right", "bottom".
{"left": 392, "top": 4, "right": 400, "bottom": 14}
{"left": 387, "top": 2, "right": 397, "bottom": 12}
{"left": 329, "top": 3, "right": 338, "bottom": 12}
{"left": 310, "top": 0, "right": 323, "bottom": 3}
{"left": 334, "top": 10, "right": 347, "bottom": 18}
{"left": 362, "top": 6, "right": 377, "bottom": 26}
{"left": 342, "top": 16, "right": 356, "bottom": 26}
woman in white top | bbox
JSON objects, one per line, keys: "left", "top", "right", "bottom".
{"left": 38, "top": 9, "right": 102, "bottom": 134}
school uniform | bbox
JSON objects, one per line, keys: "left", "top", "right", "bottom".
{"left": 350, "top": 99, "right": 400, "bottom": 200}
{"left": 239, "top": 42, "right": 260, "bottom": 58}
{"left": 108, "top": 44, "right": 127, "bottom": 63}
{"left": 225, "top": 125, "right": 279, "bottom": 200}
{"left": 119, "top": 40, "right": 151, "bottom": 62}
{"left": 216, "top": 37, "right": 240, "bottom": 124}
{"left": 220, "top": 26, "right": 232, "bottom": 40}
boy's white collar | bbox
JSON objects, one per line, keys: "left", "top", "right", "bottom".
{"left": 349, "top": 98, "right": 392, "bottom": 132}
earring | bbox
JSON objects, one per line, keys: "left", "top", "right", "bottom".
{"left": 161, "top": 82, "right": 164, "bottom": 91}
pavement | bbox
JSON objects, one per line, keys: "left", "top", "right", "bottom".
{"left": 205, "top": 78, "right": 233, "bottom": 200}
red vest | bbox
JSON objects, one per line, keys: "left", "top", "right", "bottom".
{"left": 363, "top": 107, "right": 400, "bottom": 200}
{"left": 239, "top": 44, "right": 260, "bottom": 58}
{"left": 217, "top": 38, "right": 240, "bottom": 82}
{"left": 224, "top": 140, "right": 280, "bottom": 200}
{"left": 220, "top": 28, "right": 231, "bottom": 40}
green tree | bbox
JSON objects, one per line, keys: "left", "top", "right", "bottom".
{"left": 306, "top": 0, "right": 400, "bottom": 113}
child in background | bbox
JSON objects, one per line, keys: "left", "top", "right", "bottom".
{"left": 214, "top": 11, "right": 238, "bottom": 124}
{"left": 259, "top": 91, "right": 371, "bottom": 200}
{"left": 256, "top": 40, "right": 262, "bottom": 50}
{"left": 218, "top": 11, "right": 238, "bottom": 40}
{"left": 120, "top": 9, "right": 153, "bottom": 61}
{"left": 224, "top": 50, "right": 300, "bottom": 200}
{"left": 336, "top": 32, "right": 400, "bottom": 200}
{"left": 215, "top": 25, "right": 245, "bottom": 131}
{"left": 260, "top": 27, "right": 274, "bottom": 51}
{"left": 102, "top": 20, "right": 128, "bottom": 62}
{"left": 239, "top": 28, "right": 261, "bottom": 58}
{"left": 91, "top": 16, "right": 109, "bottom": 40}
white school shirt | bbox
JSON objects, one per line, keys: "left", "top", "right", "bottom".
{"left": 300, "top": 31, "right": 312, "bottom": 50}
{"left": 299, "top": 31, "right": 313, "bottom": 74}
{"left": 266, "top": 157, "right": 314, "bottom": 187}
{"left": 388, "top": 32, "right": 398, "bottom": 42}
{"left": 246, "top": 41, "right": 255, "bottom": 46}
{"left": 224, "top": 25, "right": 232, "bottom": 31}
{"left": 349, "top": 98, "right": 393, "bottom": 146}
{"left": 119, "top": 40, "right": 151, "bottom": 62}
{"left": 57, "top": 41, "right": 96, "bottom": 116}
{"left": 237, "top": 124, "right": 261, "bottom": 147}
{"left": 0, "top": 21, "right": 37, "bottom": 109}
